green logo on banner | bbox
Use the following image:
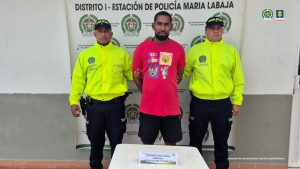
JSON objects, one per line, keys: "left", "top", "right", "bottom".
{"left": 191, "top": 35, "right": 206, "bottom": 47}
{"left": 79, "top": 14, "right": 98, "bottom": 37}
{"left": 171, "top": 13, "right": 184, "bottom": 36}
{"left": 121, "top": 14, "right": 141, "bottom": 37}
{"left": 213, "top": 12, "right": 232, "bottom": 33}
{"left": 111, "top": 37, "right": 121, "bottom": 47}
{"left": 262, "top": 9, "right": 273, "bottom": 20}
{"left": 125, "top": 104, "right": 139, "bottom": 124}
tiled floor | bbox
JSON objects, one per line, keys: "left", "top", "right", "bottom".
{"left": 0, "top": 160, "right": 289, "bottom": 169}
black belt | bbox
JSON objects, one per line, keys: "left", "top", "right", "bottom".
{"left": 87, "top": 95, "right": 126, "bottom": 105}
{"left": 191, "top": 95, "right": 230, "bottom": 102}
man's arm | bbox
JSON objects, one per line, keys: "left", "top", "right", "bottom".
{"left": 133, "top": 69, "right": 143, "bottom": 92}
{"left": 69, "top": 53, "right": 87, "bottom": 117}
{"left": 177, "top": 46, "right": 186, "bottom": 81}
{"left": 132, "top": 44, "right": 143, "bottom": 93}
{"left": 177, "top": 68, "right": 184, "bottom": 83}
{"left": 183, "top": 48, "right": 195, "bottom": 78}
{"left": 124, "top": 51, "right": 133, "bottom": 80}
{"left": 71, "top": 104, "right": 81, "bottom": 117}
{"left": 231, "top": 49, "right": 245, "bottom": 115}
{"left": 231, "top": 49, "right": 244, "bottom": 105}
{"left": 232, "top": 105, "right": 241, "bottom": 116}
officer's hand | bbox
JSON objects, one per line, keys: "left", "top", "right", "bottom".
{"left": 232, "top": 105, "right": 241, "bottom": 116}
{"left": 71, "top": 104, "right": 81, "bottom": 117}
{"left": 134, "top": 69, "right": 142, "bottom": 79}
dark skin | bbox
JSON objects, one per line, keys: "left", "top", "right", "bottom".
{"left": 71, "top": 27, "right": 113, "bottom": 117}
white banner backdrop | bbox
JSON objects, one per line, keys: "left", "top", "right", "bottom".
{"left": 66, "top": 0, "right": 244, "bottom": 151}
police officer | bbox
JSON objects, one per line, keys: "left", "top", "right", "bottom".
{"left": 184, "top": 17, "right": 244, "bottom": 169}
{"left": 69, "top": 19, "right": 132, "bottom": 169}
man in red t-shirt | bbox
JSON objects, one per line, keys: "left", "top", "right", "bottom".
{"left": 132, "top": 11, "right": 186, "bottom": 145}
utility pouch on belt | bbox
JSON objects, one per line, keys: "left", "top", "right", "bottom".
{"left": 79, "top": 96, "right": 87, "bottom": 116}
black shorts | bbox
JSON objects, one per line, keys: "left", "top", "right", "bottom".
{"left": 138, "top": 112, "right": 182, "bottom": 144}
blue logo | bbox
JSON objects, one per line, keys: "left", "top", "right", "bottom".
{"left": 276, "top": 10, "right": 284, "bottom": 21}
{"left": 88, "top": 57, "right": 95, "bottom": 64}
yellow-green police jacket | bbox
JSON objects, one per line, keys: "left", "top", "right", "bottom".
{"left": 69, "top": 42, "right": 132, "bottom": 105}
{"left": 184, "top": 39, "right": 244, "bottom": 105}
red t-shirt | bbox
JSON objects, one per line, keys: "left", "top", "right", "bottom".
{"left": 132, "top": 38, "right": 186, "bottom": 116}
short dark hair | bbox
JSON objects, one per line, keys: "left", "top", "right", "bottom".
{"left": 154, "top": 11, "right": 172, "bottom": 23}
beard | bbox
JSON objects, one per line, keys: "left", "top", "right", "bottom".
{"left": 155, "top": 33, "right": 169, "bottom": 41}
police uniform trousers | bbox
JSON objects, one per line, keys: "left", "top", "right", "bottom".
{"left": 86, "top": 97, "right": 126, "bottom": 169}
{"left": 189, "top": 95, "right": 232, "bottom": 169}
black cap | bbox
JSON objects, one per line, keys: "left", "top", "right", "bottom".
{"left": 206, "top": 17, "right": 224, "bottom": 27}
{"left": 94, "top": 19, "right": 111, "bottom": 30}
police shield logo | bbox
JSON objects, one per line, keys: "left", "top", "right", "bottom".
{"left": 111, "top": 37, "right": 121, "bottom": 47}
{"left": 171, "top": 13, "right": 184, "bottom": 36}
{"left": 88, "top": 57, "right": 95, "bottom": 64}
{"left": 199, "top": 55, "right": 206, "bottom": 63}
{"left": 121, "top": 14, "right": 141, "bottom": 37}
{"left": 79, "top": 14, "right": 98, "bottom": 37}
{"left": 275, "top": 10, "right": 284, "bottom": 21}
{"left": 191, "top": 35, "right": 206, "bottom": 47}
{"left": 125, "top": 104, "right": 139, "bottom": 124}
{"left": 262, "top": 9, "right": 273, "bottom": 20}
{"left": 213, "top": 12, "right": 231, "bottom": 33}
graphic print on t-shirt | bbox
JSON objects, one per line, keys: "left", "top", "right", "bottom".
{"left": 159, "top": 52, "right": 173, "bottom": 79}
{"left": 160, "top": 66, "right": 169, "bottom": 79}
{"left": 159, "top": 52, "right": 173, "bottom": 66}
{"left": 148, "top": 52, "right": 159, "bottom": 63}
{"left": 146, "top": 52, "right": 159, "bottom": 78}
{"left": 147, "top": 63, "right": 159, "bottom": 78}
{"left": 148, "top": 57, "right": 158, "bottom": 64}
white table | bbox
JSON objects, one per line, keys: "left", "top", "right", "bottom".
{"left": 108, "top": 144, "right": 209, "bottom": 169}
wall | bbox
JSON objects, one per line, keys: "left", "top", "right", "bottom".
{"left": 241, "top": 0, "right": 299, "bottom": 95}
{"left": 0, "top": 94, "right": 91, "bottom": 160}
{"left": 0, "top": 0, "right": 299, "bottom": 164}
{"left": 0, "top": 0, "right": 71, "bottom": 93}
